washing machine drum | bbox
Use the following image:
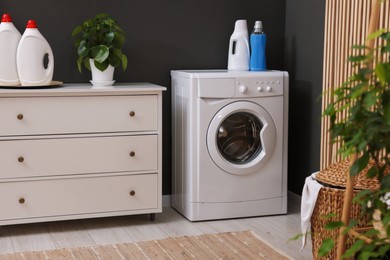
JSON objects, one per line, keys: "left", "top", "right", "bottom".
{"left": 207, "top": 101, "right": 276, "bottom": 175}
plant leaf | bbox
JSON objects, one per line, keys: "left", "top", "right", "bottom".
{"left": 376, "top": 63, "right": 389, "bottom": 86}
{"left": 71, "top": 25, "right": 82, "bottom": 37}
{"left": 77, "top": 44, "right": 88, "bottom": 58}
{"left": 325, "top": 221, "right": 344, "bottom": 230}
{"left": 83, "top": 58, "right": 91, "bottom": 71}
{"left": 367, "top": 28, "right": 387, "bottom": 41}
{"left": 350, "top": 154, "right": 369, "bottom": 176}
{"left": 288, "top": 233, "right": 306, "bottom": 241}
{"left": 108, "top": 51, "right": 121, "bottom": 67}
{"left": 382, "top": 44, "right": 390, "bottom": 54}
{"left": 95, "top": 13, "right": 108, "bottom": 19}
{"left": 76, "top": 56, "right": 83, "bottom": 73}
{"left": 342, "top": 239, "right": 364, "bottom": 258}
{"left": 91, "top": 45, "right": 109, "bottom": 64}
{"left": 93, "top": 59, "right": 109, "bottom": 71}
{"left": 323, "top": 103, "right": 334, "bottom": 116}
{"left": 380, "top": 31, "right": 390, "bottom": 41}
{"left": 121, "top": 54, "right": 128, "bottom": 71}
{"left": 114, "top": 32, "right": 125, "bottom": 47}
{"left": 322, "top": 213, "right": 338, "bottom": 219}
{"left": 381, "top": 175, "right": 390, "bottom": 189}
{"left": 351, "top": 44, "right": 367, "bottom": 50}
{"left": 383, "top": 90, "right": 390, "bottom": 125}
{"left": 104, "top": 31, "right": 115, "bottom": 43}
{"left": 318, "top": 238, "right": 334, "bottom": 257}
{"left": 348, "top": 55, "right": 366, "bottom": 63}
{"left": 378, "top": 244, "right": 390, "bottom": 258}
{"left": 366, "top": 166, "right": 379, "bottom": 178}
{"left": 363, "top": 91, "right": 378, "bottom": 107}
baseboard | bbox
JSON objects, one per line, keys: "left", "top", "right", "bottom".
{"left": 163, "top": 195, "right": 171, "bottom": 207}
{"left": 288, "top": 191, "right": 301, "bottom": 205}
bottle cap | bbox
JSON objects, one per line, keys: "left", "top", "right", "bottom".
{"left": 1, "top": 14, "right": 12, "bottom": 23}
{"left": 254, "top": 21, "right": 263, "bottom": 31}
{"left": 26, "top": 20, "right": 37, "bottom": 28}
{"left": 234, "top": 20, "right": 248, "bottom": 33}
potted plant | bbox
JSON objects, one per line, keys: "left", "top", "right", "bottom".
{"left": 321, "top": 28, "right": 390, "bottom": 259}
{"left": 71, "top": 13, "right": 127, "bottom": 85}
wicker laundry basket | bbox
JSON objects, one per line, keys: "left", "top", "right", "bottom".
{"left": 310, "top": 159, "right": 381, "bottom": 260}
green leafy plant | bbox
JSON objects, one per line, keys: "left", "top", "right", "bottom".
{"left": 322, "top": 29, "right": 390, "bottom": 259}
{"left": 71, "top": 13, "right": 128, "bottom": 73}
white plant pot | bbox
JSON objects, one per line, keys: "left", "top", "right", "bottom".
{"left": 89, "top": 59, "right": 115, "bottom": 87}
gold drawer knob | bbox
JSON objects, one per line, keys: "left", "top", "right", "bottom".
{"left": 130, "top": 190, "right": 135, "bottom": 196}
{"left": 18, "top": 156, "right": 24, "bottom": 163}
{"left": 19, "top": 198, "right": 25, "bottom": 204}
{"left": 129, "top": 151, "right": 135, "bottom": 157}
{"left": 129, "top": 111, "right": 135, "bottom": 117}
{"left": 17, "top": 114, "right": 24, "bottom": 120}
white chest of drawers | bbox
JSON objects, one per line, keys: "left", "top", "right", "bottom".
{"left": 0, "top": 83, "right": 165, "bottom": 225}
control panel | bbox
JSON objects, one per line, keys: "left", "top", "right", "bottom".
{"left": 235, "top": 77, "right": 284, "bottom": 98}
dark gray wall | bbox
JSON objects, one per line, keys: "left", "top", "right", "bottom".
{"left": 2, "top": 1, "right": 287, "bottom": 195}
{"left": 284, "top": 0, "right": 325, "bottom": 194}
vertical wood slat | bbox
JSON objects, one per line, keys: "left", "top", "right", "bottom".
{"left": 320, "top": 0, "right": 390, "bottom": 169}
{"left": 321, "top": 0, "right": 330, "bottom": 167}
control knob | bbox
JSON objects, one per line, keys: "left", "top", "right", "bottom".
{"left": 239, "top": 85, "right": 247, "bottom": 94}
{"left": 266, "top": 86, "right": 272, "bottom": 92}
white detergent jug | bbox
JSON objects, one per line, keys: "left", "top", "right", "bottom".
{"left": 227, "top": 20, "right": 250, "bottom": 71}
{"left": 0, "top": 14, "right": 21, "bottom": 86}
{"left": 17, "top": 20, "right": 54, "bottom": 86}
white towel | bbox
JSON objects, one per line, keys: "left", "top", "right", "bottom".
{"left": 300, "top": 172, "right": 323, "bottom": 250}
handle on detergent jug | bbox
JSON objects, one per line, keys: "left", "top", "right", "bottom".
{"left": 43, "top": 46, "right": 54, "bottom": 79}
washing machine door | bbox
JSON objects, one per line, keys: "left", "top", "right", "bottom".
{"left": 207, "top": 101, "right": 276, "bottom": 175}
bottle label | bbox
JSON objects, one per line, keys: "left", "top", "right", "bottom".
{"left": 250, "top": 34, "right": 266, "bottom": 71}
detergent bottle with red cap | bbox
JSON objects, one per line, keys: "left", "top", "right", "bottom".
{"left": 0, "top": 14, "right": 21, "bottom": 86}
{"left": 16, "top": 19, "right": 54, "bottom": 86}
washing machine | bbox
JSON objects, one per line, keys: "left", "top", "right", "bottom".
{"left": 171, "top": 70, "right": 288, "bottom": 221}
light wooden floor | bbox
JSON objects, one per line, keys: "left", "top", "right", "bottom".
{"left": 0, "top": 193, "right": 313, "bottom": 259}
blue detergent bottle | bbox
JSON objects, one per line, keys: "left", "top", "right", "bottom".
{"left": 250, "top": 21, "right": 266, "bottom": 71}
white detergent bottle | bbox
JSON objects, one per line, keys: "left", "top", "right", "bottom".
{"left": 227, "top": 20, "right": 250, "bottom": 71}
{"left": 0, "top": 14, "right": 21, "bottom": 86}
{"left": 17, "top": 20, "right": 54, "bottom": 86}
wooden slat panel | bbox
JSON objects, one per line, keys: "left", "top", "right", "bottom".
{"left": 320, "top": 0, "right": 390, "bottom": 169}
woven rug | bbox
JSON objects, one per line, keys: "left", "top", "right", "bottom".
{"left": 0, "top": 230, "right": 290, "bottom": 260}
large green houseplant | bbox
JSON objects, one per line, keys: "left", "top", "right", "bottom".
{"left": 71, "top": 13, "right": 127, "bottom": 81}
{"left": 322, "top": 29, "right": 390, "bottom": 259}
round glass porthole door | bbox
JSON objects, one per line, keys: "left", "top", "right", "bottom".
{"left": 217, "top": 112, "right": 262, "bottom": 164}
{"left": 207, "top": 101, "right": 276, "bottom": 175}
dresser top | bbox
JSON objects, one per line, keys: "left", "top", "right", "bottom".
{"left": 0, "top": 83, "right": 166, "bottom": 97}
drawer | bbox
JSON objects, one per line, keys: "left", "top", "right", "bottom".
{"left": 0, "top": 95, "right": 157, "bottom": 136}
{"left": 0, "top": 135, "right": 157, "bottom": 179}
{"left": 0, "top": 174, "right": 158, "bottom": 220}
